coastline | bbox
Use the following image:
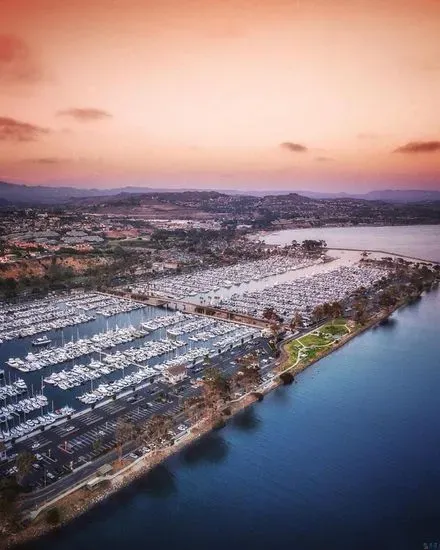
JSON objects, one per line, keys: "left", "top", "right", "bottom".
{"left": 2, "top": 293, "right": 414, "bottom": 549}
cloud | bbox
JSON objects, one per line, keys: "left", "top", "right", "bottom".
{"left": 27, "top": 157, "right": 66, "bottom": 164}
{"left": 315, "top": 156, "right": 334, "bottom": 162}
{"left": 393, "top": 141, "right": 440, "bottom": 154}
{"left": 0, "top": 34, "right": 41, "bottom": 85}
{"left": 0, "top": 117, "right": 49, "bottom": 141}
{"left": 57, "top": 108, "right": 112, "bottom": 122}
{"left": 280, "top": 142, "right": 308, "bottom": 153}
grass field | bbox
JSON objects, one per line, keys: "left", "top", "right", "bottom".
{"left": 284, "top": 319, "right": 350, "bottom": 369}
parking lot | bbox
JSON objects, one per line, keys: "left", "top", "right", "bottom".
{"left": 1, "top": 337, "right": 275, "bottom": 496}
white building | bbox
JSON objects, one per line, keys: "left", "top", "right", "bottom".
{"left": 163, "top": 364, "right": 187, "bottom": 384}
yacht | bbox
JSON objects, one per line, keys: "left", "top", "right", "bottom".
{"left": 32, "top": 336, "right": 52, "bottom": 347}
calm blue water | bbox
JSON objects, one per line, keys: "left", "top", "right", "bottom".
{"left": 24, "top": 286, "right": 440, "bottom": 550}
{"left": 261, "top": 225, "right": 440, "bottom": 262}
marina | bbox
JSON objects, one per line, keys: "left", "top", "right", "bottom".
{"left": 219, "top": 265, "right": 387, "bottom": 323}
{"left": 132, "top": 255, "right": 322, "bottom": 302}
{"left": 0, "top": 293, "right": 259, "bottom": 444}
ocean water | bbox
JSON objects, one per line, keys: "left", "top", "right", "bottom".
{"left": 260, "top": 224, "right": 440, "bottom": 262}
{"left": 23, "top": 285, "right": 440, "bottom": 550}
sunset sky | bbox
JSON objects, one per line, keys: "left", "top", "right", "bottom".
{"left": 1, "top": 0, "right": 439, "bottom": 191}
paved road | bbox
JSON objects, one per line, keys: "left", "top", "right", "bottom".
{"left": 2, "top": 337, "right": 275, "bottom": 509}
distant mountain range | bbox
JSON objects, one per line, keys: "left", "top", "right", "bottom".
{"left": 0, "top": 180, "right": 439, "bottom": 206}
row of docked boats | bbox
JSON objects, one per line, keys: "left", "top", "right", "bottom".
{"left": 7, "top": 326, "right": 149, "bottom": 372}
{"left": 0, "top": 378, "right": 28, "bottom": 400}
{"left": 122, "top": 338, "right": 185, "bottom": 364}
{"left": 44, "top": 338, "right": 186, "bottom": 390}
{"left": 0, "top": 310, "right": 95, "bottom": 341}
{"left": 77, "top": 366, "right": 156, "bottom": 405}
{"left": 188, "top": 322, "right": 237, "bottom": 342}
{"left": 161, "top": 347, "right": 210, "bottom": 369}
{"left": 219, "top": 265, "right": 386, "bottom": 323}
{"left": 44, "top": 365, "right": 104, "bottom": 390}
{"left": 167, "top": 317, "right": 213, "bottom": 336}
{"left": 212, "top": 327, "right": 257, "bottom": 349}
{"left": 1, "top": 394, "right": 48, "bottom": 417}
{"left": 132, "top": 255, "right": 319, "bottom": 300}
{"left": 0, "top": 406, "right": 75, "bottom": 442}
{"left": 141, "top": 311, "right": 185, "bottom": 331}
{"left": 0, "top": 292, "right": 145, "bottom": 344}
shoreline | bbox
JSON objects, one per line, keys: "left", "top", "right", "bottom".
{"left": 249, "top": 226, "right": 440, "bottom": 265}
{"left": 2, "top": 294, "right": 412, "bottom": 549}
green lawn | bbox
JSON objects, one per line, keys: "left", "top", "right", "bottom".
{"left": 321, "top": 322, "right": 349, "bottom": 337}
{"left": 283, "top": 319, "right": 349, "bottom": 371}
{"left": 286, "top": 341, "right": 301, "bottom": 364}
{"left": 299, "top": 334, "right": 332, "bottom": 347}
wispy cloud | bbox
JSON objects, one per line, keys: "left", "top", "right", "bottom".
{"left": 280, "top": 142, "right": 308, "bottom": 153}
{"left": 26, "top": 157, "right": 66, "bottom": 164}
{"left": 0, "top": 117, "right": 49, "bottom": 141}
{"left": 0, "top": 34, "right": 41, "bottom": 85}
{"left": 393, "top": 141, "right": 440, "bottom": 154}
{"left": 315, "top": 156, "right": 334, "bottom": 163}
{"left": 57, "top": 108, "right": 112, "bottom": 122}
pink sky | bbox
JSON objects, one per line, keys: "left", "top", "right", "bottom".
{"left": 0, "top": 0, "right": 439, "bottom": 191}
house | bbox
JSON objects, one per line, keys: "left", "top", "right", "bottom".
{"left": 163, "top": 364, "right": 187, "bottom": 384}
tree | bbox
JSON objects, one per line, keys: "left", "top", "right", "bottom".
{"left": 238, "top": 363, "right": 262, "bottom": 392}
{"left": 183, "top": 396, "right": 205, "bottom": 424}
{"left": 203, "top": 367, "right": 231, "bottom": 420}
{"left": 92, "top": 438, "right": 103, "bottom": 454}
{"left": 311, "top": 304, "right": 325, "bottom": 323}
{"left": 115, "top": 418, "right": 136, "bottom": 461}
{"left": 353, "top": 299, "right": 368, "bottom": 325}
{"left": 46, "top": 507, "right": 62, "bottom": 525}
{"left": 330, "top": 301, "right": 343, "bottom": 319}
{"left": 142, "top": 414, "right": 173, "bottom": 449}
{"left": 378, "top": 290, "right": 398, "bottom": 312}
{"left": 0, "top": 476, "right": 21, "bottom": 533}
{"left": 15, "top": 451, "right": 35, "bottom": 485}
{"left": 290, "top": 311, "right": 303, "bottom": 330}
{"left": 263, "top": 307, "right": 275, "bottom": 320}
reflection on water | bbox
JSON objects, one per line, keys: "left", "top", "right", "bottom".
{"left": 137, "top": 464, "right": 177, "bottom": 499}
{"left": 261, "top": 225, "right": 440, "bottom": 263}
{"left": 17, "top": 288, "right": 440, "bottom": 550}
{"left": 378, "top": 317, "right": 397, "bottom": 329}
{"left": 231, "top": 407, "right": 261, "bottom": 432}
{"left": 180, "top": 433, "right": 229, "bottom": 466}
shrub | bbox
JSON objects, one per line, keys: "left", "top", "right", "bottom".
{"left": 213, "top": 419, "right": 226, "bottom": 430}
{"left": 279, "top": 372, "right": 294, "bottom": 385}
{"left": 251, "top": 392, "right": 264, "bottom": 402}
{"left": 46, "top": 507, "right": 62, "bottom": 525}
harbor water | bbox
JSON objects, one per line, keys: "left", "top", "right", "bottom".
{"left": 22, "top": 285, "right": 440, "bottom": 549}
{"left": 260, "top": 224, "right": 440, "bottom": 262}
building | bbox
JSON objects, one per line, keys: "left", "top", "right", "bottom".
{"left": 163, "top": 364, "right": 187, "bottom": 384}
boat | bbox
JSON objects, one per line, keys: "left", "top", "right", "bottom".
{"left": 32, "top": 336, "right": 52, "bottom": 347}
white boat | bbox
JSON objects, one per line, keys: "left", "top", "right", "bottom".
{"left": 32, "top": 336, "right": 52, "bottom": 346}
